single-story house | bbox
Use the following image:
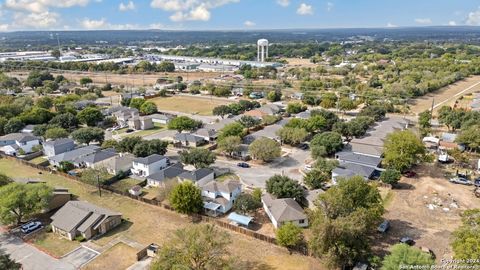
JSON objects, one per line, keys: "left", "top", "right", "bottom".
{"left": 147, "top": 114, "right": 174, "bottom": 125}
{"left": 51, "top": 201, "right": 122, "bottom": 241}
{"left": 48, "top": 145, "right": 100, "bottom": 167}
{"left": 174, "top": 133, "right": 207, "bottom": 147}
{"left": 261, "top": 193, "right": 308, "bottom": 228}
{"left": 201, "top": 180, "right": 241, "bottom": 215}
{"left": 43, "top": 138, "right": 76, "bottom": 158}
{"left": 335, "top": 151, "right": 382, "bottom": 168}
{"left": 332, "top": 162, "right": 377, "bottom": 184}
{"left": 76, "top": 149, "right": 117, "bottom": 169}
{"left": 147, "top": 163, "right": 186, "bottom": 187}
{"left": 128, "top": 117, "right": 154, "bottom": 131}
{"left": 0, "top": 133, "right": 41, "bottom": 156}
{"left": 21, "top": 125, "right": 36, "bottom": 134}
{"left": 178, "top": 168, "right": 215, "bottom": 187}
{"left": 194, "top": 128, "right": 218, "bottom": 142}
{"left": 131, "top": 154, "right": 169, "bottom": 177}
{"left": 98, "top": 153, "right": 135, "bottom": 175}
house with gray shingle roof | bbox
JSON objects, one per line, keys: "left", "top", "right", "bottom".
{"left": 201, "top": 180, "right": 241, "bottom": 215}
{"left": 43, "top": 138, "right": 75, "bottom": 158}
{"left": 178, "top": 168, "right": 214, "bottom": 187}
{"left": 174, "top": 133, "right": 207, "bottom": 147}
{"left": 261, "top": 193, "right": 308, "bottom": 228}
{"left": 0, "top": 133, "right": 41, "bottom": 156}
{"left": 132, "top": 154, "right": 169, "bottom": 177}
{"left": 48, "top": 145, "right": 100, "bottom": 167}
{"left": 147, "top": 163, "right": 186, "bottom": 187}
{"left": 51, "top": 201, "right": 122, "bottom": 241}
{"left": 76, "top": 148, "right": 118, "bottom": 168}
{"left": 332, "top": 162, "right": 376, "bottom": 184}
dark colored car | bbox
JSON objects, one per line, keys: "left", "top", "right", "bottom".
{"left": 377, "top": 220, "right": 390, "bottom": 233}
{"left": 474, "top": 178, "right": 480, "bottom": 187}
{"left": 237, "top": 162, "right": 250, "bottom": 168}
{"left": 298, "top": 143, "right": 309, "bottom": 150}
{"left": 400, "top": 237, "right": 415, "bottom": 246}
{"left": 125, "top": 129, "right": 134, "bottom": 133}
{"left": 403, "top": 171, "right": 416, "bottom": 178}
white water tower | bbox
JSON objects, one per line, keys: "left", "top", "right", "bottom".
{"left": 257, "top": 39, "right": 269, "bottom": 62}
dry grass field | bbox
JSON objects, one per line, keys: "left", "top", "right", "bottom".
{"left": 150, "top": 95, "right": 232, "bottom": 115}
{"left": 0, "top": 158, "right": 324, "bottom": 270}
{"left": 82, "top": 243, "right": 137, "bottom": 270}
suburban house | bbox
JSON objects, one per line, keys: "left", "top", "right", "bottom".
{"left": 128, "top": 117, "right": 154, "bottom": 131}
{"left": 146, "top": 163, "right": 186, "bottom": 187}
{"left": 148, "top": 114, "right": 174, "bottom": 125}
{"left": 21, "top": 124, "right": 36, "bottom": 134}
{"left": 194, "top": 128, "right": 218, "bottom": 142}
{"left": 131, "top": 154, "right": 169, "bottom": 177}
{"left": 111, "top": 107, "right": 139, "bottom": 126}
{"left": 335, "top": 151, "right": 382, "bottom": 168}
{"left": 51, "top": 201, "right": 122, "bottom": 241}
{"left": 75, "top": 148, "right": 117, "bottom": 168}
{"left": 43, "top": 138, "right": 76, "bottom": 158}
{"left": 332, "top": 162, "right": 377, "bottom": 184}
{"left": 261, "top": 193, "right": 308, "bottom": 228}
{"left": 243, "top": 119, "right": 288, "bottom": 145}
{"left": 0, "top": 133, "right": 41, "bottom": 156}
{"left": 178, "top": 168, "right": 215, "bottom": 186}
{"left": 439, "top": 132, "right": 464, "bottom": 151}
{"left": 97, "top": 153, "right": 135, "bottom": 175}
{"left": 174, "top": 133, "right": 207, "bottom": 147}
{"left": 302, "top": 189, "right": 324, "bottom": 209}
{"left": 201, "top": 180, "right": 242, "bottom": 216}
{"left": 48, "top": 145, "right": 100, "bottom": 167}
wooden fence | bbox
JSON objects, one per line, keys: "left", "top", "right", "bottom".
{"left": 0, "top": 154, "right": 309, "bottom": 256}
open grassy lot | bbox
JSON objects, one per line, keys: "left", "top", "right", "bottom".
{"left": 31, "top": 231, "right": 80, "bottom": 258}
{"left": 150, "top": 95, "right": 232, "bottom": 116}
{"left": 83, "top": 243, "right": 137, "bottom": 270}
{"left": 110, "top": 178, "right": 143, "bottom": 192}
{"left": 121, "top": 123, "right": 166, "bottom": 138}
{"left": 0, "top": 158, "right": 323, "bottom": 269}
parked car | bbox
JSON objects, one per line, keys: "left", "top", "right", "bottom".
{"left": 399, "top": 237, "right": 415, "bottom": 246}
{"left": 20, "top": 221, "right": 42, "bottom": 234}
{"left": 237, "top": 162, "right": 250, "bottom": 168}
{"left": 403, "top": 171, "right": 416, "bottom": 178}
{"left": 298, "top": 143, "right": 309, "bottom": 150}
{"left": 125, "top": 129, "right": 134, "bottom": 133}
{"left": 474, "top": 178, "right": 480, "bottom": 187}
{"left": 449, "top": 177, "right": 472, "bottom": 186}
{"left": 377, "top": 220, "right": 390, "bottom": 233}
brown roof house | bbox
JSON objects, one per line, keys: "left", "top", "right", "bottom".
{"left": 261, "top": 193, "right": 308, "bottom": 228}
{"left": 51, "top": 201, "right": 122, "bottom": 241}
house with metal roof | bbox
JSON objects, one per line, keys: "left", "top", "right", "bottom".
{"left": 50, "top": 201, "right": 122, "bottom": 241}
{"left": 132, "top": 154, "right": 169, "bottom": 177}
{"left": 178, "top": 168, "right": 215, "bottom": 187}
{"left": 43, "top": 138, "right": 75, "bottom": 158}
{"left": 261, "top": 193, "right": 308, "bottom": 228}
{"left": 201, "top": 180, "right": 241, "bottom": 216}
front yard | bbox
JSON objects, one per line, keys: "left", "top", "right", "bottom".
{"left": 31, "top": 231, "right": 80, "bottom": 258}
{"left": 83, "top": 243, "right": 137, "bottom": 270}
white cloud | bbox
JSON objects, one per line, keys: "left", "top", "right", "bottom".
{"left": 0, "top": 24, "right": 10, "bottom": 31}
{"left": 326, "top": 2, "right": 333, "bottom": 12}
{"left": 12, "top": 11, "right": 59, "bottom": 28}
{"left": 448, "top": 20, "right": 457, "bottom": 26}
{"left": 386, "top": 22, "right": 397, "bottom": 28}
{"left": 80, "top": 17, "right": 139, "bottom": 30}
{"left": 119, "top": 1, "right": 135, "bottom": 11}
{"left": 297, "top": 3, "right": 313, "bottom": 15}
{"left": 149, "top": 23, "right": 164, "bottom": 29}
{"left": 466, "top": 7, "right": 480, "bottom": 25}
{"left": 150, "top": 0, "right": 239, "bottom": 21}
{"left": 276, "top": 0, "right": 289, "bottom": 7}
{"left": 414, "top": 18, "right": 432, "bottom": 24}
{"left": 244, "top": 20, "right": 255, "bottom": 27}
{"left": 4, "top": 0, "right": 90, "bottom": 13}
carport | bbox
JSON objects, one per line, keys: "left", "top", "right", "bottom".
{"left": 203, "top": 202, "right": 222, "bottom": 217}
{"left": 228, "top": 212, "right": 253, "bottom": 227}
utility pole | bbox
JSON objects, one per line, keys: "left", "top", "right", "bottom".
{"left": 97, "top": 175, "right": 102, "bottom": 197}
{"left": 429, "top": 98, "right": 435, "bottom": 127}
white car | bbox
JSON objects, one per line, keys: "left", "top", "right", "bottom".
{"left": 20, "top": 221, "right": 42, "bottom": 234}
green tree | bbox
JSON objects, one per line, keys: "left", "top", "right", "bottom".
{"left": 249, "top": 137, "right": 281, "bottom": 162}
{"left": 20, "top": 107, "right": 54, "bottom": 125}
{"left": 286, "top": 102, "right": 307, "bottom": 114}
{"left": 169, "top": 182, "right": 203, "bottom": 214}
{"left": 452, "top": 209, "right": 480, "bottom": 260}
{"left": 383, "top": 130, "right": 426, "bottom": 172}
{"left": 252, "top": 188, "right": 262, "bottom": 203}
{"left": 71, "top": 127, "right": 104, "bottom": 145}
{"left": 212, "top": 105, "right": 231, "bottom": 119}
{"left": 4, "top": 117, "right": 25, "bottom": 134}
{"left": 139, "top": 101, "right": 158, "bottom": 115}
{"left": 309, "top": 176, "right": 384, "bottom": 268}
{"left": 0, "top": 183, "right": 53, "bottom": 225}
{"left": 303, "top": 170, "right": 330, "bottom": 190}
{"left": 150, "top": 224, "right": 231, "bottom": 270}
{"left": 233, "top": 193, "right": 261, "bottom": 214}
{"left": 276, "top": 222, "right": 303, "bottom": 249}
{"left": 80, "top": 167, "right": 111, "bottom": 185}
{"left": 36, "top": 96, "right": 53, "bottom": 109}
{"left": 58, "top": 161, "right": 74, "bottom": 173}
{"left": 266, "top": 175, "right": 304, "bottom": 202}
{"left": 381, "top": 244, "right": 435, "bottom": 270}
{"left": 217, "top": 136, "right": 241, "bottom": 157}
{"left": 238, "top": 115, "right": 261, "bottom": 128}
{"left": 0, "top": 253, "right": 21, "bottom": 270}
{"left": 379, "top": 169, "right": 401, "bottom": 186}
{"left": 129, "top": 98, "right": 146, "bottom": 110}
{"left": 179, "top": 148, "right": 216, "bottom": 169}
{"left": 0, "top": 173, "right": 12, "bottom": 187}
{"left": 277, "top": 127, "right": 308, "bottom": 146}
{"left": 218, "top": 122, "right": 246, "bottom": 140}
{"left": 167, "top": 116, "right": 202, "bottom": 133}
{"left": 101, "top": 139, "right": 119, "bottom": 150}
{"left": 77, "top": 107, "right": 104, "bottom": 127}
{"left": 310, "top": 132, "right": 343, "bottom": 158}
{"left": 49, "top": 113, "right": 78, "bottom": 130}
{"left": 132, "top": 139, "right": 168, "bottom": 157}
{"left": 338, "top": 97, "right": 356, "bottom": 113}
{"left": 44, "top": 127, "right": 69, "bottom": 139}
{"left": 456, "top": 125, "right": 480, "bottom": 151}
{"left": 79, "top": 77, "right": 93, "bottom": 86}
{"left": 157, "top": 61, "right": 175, "bottom": 72}
{"left": 267, "top": 90, "right": 282, "bottom": 102}
{"left": 418, "top": 110, "right": 432, "bottom": 135}
{"left": 51, "top": 49, "right": 61, "bottom": 59}
{"left": 320, "top": 92, "right": 338, "bottom": 109}
{"left": 117, "top": 136, "right": 143, "bottom": 153}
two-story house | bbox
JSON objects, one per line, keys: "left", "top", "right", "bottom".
{"left": 43, "top": 138, "right": 76, "bottom": 158}
{"left": 0, "top": 133, "right": 41, "bottom": 156}
{"left": 131, "top": 154, "right": 169, "bottom": 177}
{"left": 201, "top": 180, "right": 241, "bottom": 216}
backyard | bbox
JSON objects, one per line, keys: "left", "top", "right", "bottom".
{"left": 149, "top": 95, "right": 232, "bottom": 116}
{"left": 0, "top": 158, "right": 323, "bottom": 269}
{"left": 110, "top": 178, "right": 144, "bottom": 193}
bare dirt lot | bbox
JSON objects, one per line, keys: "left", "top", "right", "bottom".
{"left": 409, "top": 75, "right": 480, "bottom": 115}
{"left": 376, "top": 164, "right": 478, "bottom": 261}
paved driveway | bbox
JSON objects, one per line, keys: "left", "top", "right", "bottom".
{"left": 0, "top": 232, "right": 75, "bottom": 270}
{"left": 61, "top": 246, "right": 99, "bottom": 269}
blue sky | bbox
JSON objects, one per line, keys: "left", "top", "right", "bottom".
{"left": 0, "top": 0, "right": 480, "bottom": 31}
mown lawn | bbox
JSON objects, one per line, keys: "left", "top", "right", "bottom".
{"left": 31, "top": 231, "right": 80, "bottom": 258}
